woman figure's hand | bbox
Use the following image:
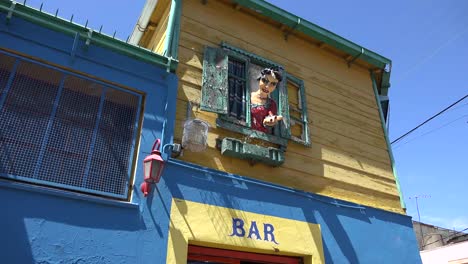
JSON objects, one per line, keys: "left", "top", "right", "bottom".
{"left": 263, "top": 114, "right": 283, "bottom": 127}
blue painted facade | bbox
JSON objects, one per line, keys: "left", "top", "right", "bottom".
{"left": 0, "top": 5, "right": 421, "bottom": 264}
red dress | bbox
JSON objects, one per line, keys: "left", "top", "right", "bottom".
{"left": 251, "top": 98, "right": 277, "bottom": 133}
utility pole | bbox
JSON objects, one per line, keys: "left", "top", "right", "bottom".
{"left": 409, "top": 195, "right": 431, "bottom": 250}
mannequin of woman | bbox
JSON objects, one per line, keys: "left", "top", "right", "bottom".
{"left": 250, "top": 68, "right": 283, "bottom": 133}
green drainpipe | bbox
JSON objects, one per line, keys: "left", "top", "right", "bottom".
{"left": 164, "top": 0, "right": 182, "bottom": 61}
{"left": 370, "top": 71, "right": 406, "bottom": 211}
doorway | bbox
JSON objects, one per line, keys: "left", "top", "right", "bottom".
{"left": 187, "top": 245, "right": 302, "bottom": 264}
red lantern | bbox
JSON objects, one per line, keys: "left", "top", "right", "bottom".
{"left": 140, "top": 139, "right": 165, "bottom": 197}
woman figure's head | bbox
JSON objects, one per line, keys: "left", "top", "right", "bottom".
{"left": 257, "top": 68, "right": 282, "bottom": 97}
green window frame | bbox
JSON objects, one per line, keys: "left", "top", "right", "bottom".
{"left": 201, "top": 43, "right": 310, "bottom": 147}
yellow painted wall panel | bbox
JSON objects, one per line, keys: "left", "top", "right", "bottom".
{"left": 180, "top": 0, "right": 376, "bottom": 98}
{"left": 287, "top": 142, "right": 394, "bottom": 179}
{"left": 178, "top": 23, "right": 378, "bottom": 108}
{"left": 167, "top": 199, "right": 325, "bottom": 264}
{"left": 174, "top": 95, "right": 393, "bottom": 179}
{"left": 177, "top": 46, "right": 385, "bottom": 135}
{"left": 177, "top": 64, "right": 388, "bottom": 160}
{"left": 173, "top": 115, "right": 398, "bottom": 200}
{"left": 147, "top": 1, "right": 171, "bottom": 54}
{"left": 308, "top": 100, "right": 384, "bottom": 138}
{"left": 168, "top": 0, "right": 401, "bottom": 212}
{"left": 171, "top": 144, "right": 402, "bottom": 213}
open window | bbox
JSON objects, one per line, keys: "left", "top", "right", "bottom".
{"left": 201, "top": 43, "right": 290, "bottom": 147}
{"left": 200, "top": 43, "right": 310, "bottom": 166}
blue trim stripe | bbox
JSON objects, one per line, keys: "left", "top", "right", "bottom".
{"left": 0, "top": 49, "right": 143, "bottom": 97}
{"left": 167, "top": 159, "right": 367, "bottom": 211}
{"left": 0, "top": 179, "right": 139, "bottom": 209}
{"left": 33, "top": 75, "right": 66, "bottom": 179}
{"left": 0, "top": 173, "right": 127, "bottom": 200}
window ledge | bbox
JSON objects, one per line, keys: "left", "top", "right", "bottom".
{"left": 216, "top": 118, "right": 288, "bottom": 147}
{"left": 220, "top": 137, "right": 285, "bottom": 166}
{"left": 0, "top": 179, "right": 139, "bottom": 210}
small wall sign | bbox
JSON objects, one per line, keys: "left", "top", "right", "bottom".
{"left": 229, "top": 217, "right": 279, "bottom": 245}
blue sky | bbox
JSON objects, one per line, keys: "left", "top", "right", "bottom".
{"left": 22, "top": 0, "right": 467, "bottom": 231}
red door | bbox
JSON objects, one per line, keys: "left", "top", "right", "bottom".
{"left": 187, "top": 245, "right": 302, "bottom": 264}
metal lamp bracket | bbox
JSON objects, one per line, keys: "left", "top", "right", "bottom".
{"left": 347, "top": 48, "right": 364, "bottom": 68}
{"left": 284, "top": 18, "right": 301, "bottom": 41}
{"left": 84, "top": 28, "right": 93, "bottom": 49}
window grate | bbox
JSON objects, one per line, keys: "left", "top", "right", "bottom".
{"left": 0, "top": 51, "right": 142, "bottom": 199}
{"left": 228, "top": 58, "right": 246, "bottom": 121}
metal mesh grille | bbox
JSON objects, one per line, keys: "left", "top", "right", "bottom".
{"left": 0, "top": 52, "right": 141, "bottom": 199}
{"left": 86, "top": 89, "right": 139, "bottom": 196}
{"left": 37, "top": 76, "right": 103, "bottom": 188}
{"left": 228, "top": 58, "right": 246, "bottom": 121}
{"left": 0, "top": 60, "right": 62, "bottom": 178}
{"left": 0, "top": 53, "right": 16, "bottom": 98}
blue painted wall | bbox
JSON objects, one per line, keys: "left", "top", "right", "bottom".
{"left": 0, "top": 11, "right": 421, "bottom": 264}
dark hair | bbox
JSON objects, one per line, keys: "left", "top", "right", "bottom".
{"left": 257, "top": 67, "right": 283, "bottom": 82}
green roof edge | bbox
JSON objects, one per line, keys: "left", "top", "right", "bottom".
{"left": 233, "top": 0, "right": 392, "bottom": 93}
{"left": 0, "top": 1, "right": 178, "bottom": 72}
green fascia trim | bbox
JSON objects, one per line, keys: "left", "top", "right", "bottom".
{"left": 233, "top": 0, "right": 392, "bottom": 96}
{"left": 220, "top": 137, "right": 285, "bottom": 166}
{"left": 233, "top": 0, "right": 391, "bottom": 69}
{"left": 370, "top": 71, "right": 406, "bottom": 210}
{"left": 221, "top": 41, "right": 284, "bottom": 69}
{"left": 0, "top": 1, "right": 177, "bottom": 72}
{"left": 164, "top": 0, "right": 182, "bottom": 60}
{"left": 217, "top": 118, "right": 288, "bottom": 147}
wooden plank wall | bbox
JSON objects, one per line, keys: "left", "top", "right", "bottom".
{"left": 150, "top": 3, "right": 170, "bottom": 54}
{"left": 153, "top": 0, "right": 402, "bottom": 213}
{"left": 141, "top": 0, "right": 171, "bottom": 54}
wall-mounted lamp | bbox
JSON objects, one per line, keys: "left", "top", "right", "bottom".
{"left": 140, "top": 139, "right": 165, "bottom": 197}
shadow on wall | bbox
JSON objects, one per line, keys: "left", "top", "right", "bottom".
{"left": 1, "top": 184, "right": 146, "bottom": 263}
{"left": 163, "top": 162, "right": 417, "bottom": 264}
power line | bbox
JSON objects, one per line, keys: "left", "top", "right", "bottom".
{"left": 391, "top": 94, "right": 468, "bottom": 145}
{"left": 393, "top": 114, "right": 468, "bottom": 149}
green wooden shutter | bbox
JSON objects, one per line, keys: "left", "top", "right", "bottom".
{"left": 296, "top": 78, "right": 310, "bottom": 146}
{"left": 277, "top": 68, "right": 291, "bottom": 139}
{"left": 286, "top": 74, "right": 310, "bottom": 146}
{"left": 201, "top": 47, "right": 229, "bottom": 114}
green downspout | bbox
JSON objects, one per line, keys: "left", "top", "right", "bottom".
{"left": 164, "top": 0, "right": 182, "bottom": 66}
{"left": 370, "top": 71, "right": 406, "bottom": 211}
